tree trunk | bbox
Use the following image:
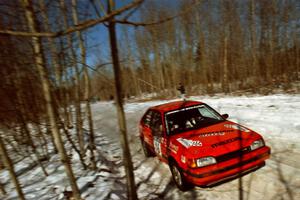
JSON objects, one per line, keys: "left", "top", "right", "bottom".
{"left": 39, "top": 0, "right": 71, "bottom": 129}
{"left": 222, "top": 35, "right": 229, "bottom": 93}
{"left": 59, "top": 0, "right": 86, "bottom": 165}
{"left": 34, "top": 122, "right": 49, "bottom": 158}
{"left": 12, "top": 62, "right": 48, "bottom": 176}
{"left": 0, "top": 180, "right": 6, "bottom": 195}
{"left": 21, "top": 0, "right": 81, "bottom": 199}
{"left": 0, "top": 133, "right": 25, "bottom": 200}
{"left": 124, "top": 28, "right": 141, "bottom": 97}
{"left": 107, "top": 1, "right": 138, "bottom": 199}
{"left": 71, "top": 0, "right": 96, "bottom": 170}
{"left": 249, "top": 0, "right": 258, "bottom": 82}
{"left": 74, "top": 60, "right": 85, "bottom": 158}
{"left": 153, "top": 34, "right": 164, "bottom": 92}
{"left": 20, "top": 119, "right": 49, "bottom": 176}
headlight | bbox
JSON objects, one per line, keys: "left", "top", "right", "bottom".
{"left": 196, "top": 157, "right": 217, "bottom": 167}
{"left": 188, "top": 157, "right": 216, "bottom": 168}
{"left": 250, "top": 139, "right": 264, "bottom": 151}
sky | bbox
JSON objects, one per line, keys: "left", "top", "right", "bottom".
{"left": 83, "top": 0, "right": 181, "bottom": 69}
{"left": 76, "top": 0, "right": 300, "bottom": 73}
{"left": 84, "top": 0, "right": 142, "bottom": 68}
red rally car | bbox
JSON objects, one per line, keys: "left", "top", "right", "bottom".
{"left": 139, "top": 100, "right": 271, "bottom": 191}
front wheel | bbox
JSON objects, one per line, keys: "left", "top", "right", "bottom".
{"left": 170, "top": 162, "right": 194, "bottom": 191}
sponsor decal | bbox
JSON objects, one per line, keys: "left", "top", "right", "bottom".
{"left": 224, "top": 124, "right": 250, "bottom": 132}
{"left": 211, "top": 137, "right": 241, "bottom": 148}
{"left": 198, "top": 130, "right": 229, "bottom": 137}
{"left": 177, "top": 138, "right": 202, "bottom": 148}
{"left": 154, "top": 136, "right": 162, "bottom": 156}
{"left": 169, "top": 142, "right": 179, "bottom": 154}
{"left": 166, "top": 105, "right": 205, "bottom": 115}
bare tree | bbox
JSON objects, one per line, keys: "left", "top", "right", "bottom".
{"left": 71, "top": 0, "right": 96, "bottom": 170}
{"left": 107, "top": 0, "right": 138, "bottom": 199}
{"left": 59, "top": 0, "right": 87, "bottom": 170}
{"left": 21, "top": 0, "right": 81, "bottom": 199}
{"left": 0, "top": 132, "right": 25, "bottom": 200}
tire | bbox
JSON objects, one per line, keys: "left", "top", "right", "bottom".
{"left": 169, "top": 161, "right": 194, "bottom": 191}
{"left": 141, "top": 139, "right": 154, "bottom": 157}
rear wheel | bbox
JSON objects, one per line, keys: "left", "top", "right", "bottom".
{"left": 170, "top": 162, "right": 194, "bottom": 191}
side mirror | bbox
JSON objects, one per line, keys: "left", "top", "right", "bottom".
{"left": 222, "top": 114, "right": 229, "bottom": 119}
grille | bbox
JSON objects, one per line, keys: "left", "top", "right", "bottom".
{"left": 216, "top": 147, "right": 251, "bottom": 163}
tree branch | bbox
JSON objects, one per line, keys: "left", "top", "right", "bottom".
{"left": 115, "top": 1, "right": 201, "bottom": 27}
{"left": 122, "top": 2, "right": 143, "bottom": 20}
{"left": 0, "top": 0, "right": 143, "bottom": 37}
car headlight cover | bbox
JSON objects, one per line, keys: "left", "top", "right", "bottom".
{"left": 196, "top": 156, "right": 216, "bottom": 167}
{"left": 250, "top": 139, "right": 264, "bottom": 151}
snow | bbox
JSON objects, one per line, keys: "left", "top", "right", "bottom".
{"left": 1, "top": 94, "right": 300, "bottom": 200}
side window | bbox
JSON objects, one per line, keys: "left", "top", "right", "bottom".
{"left": 151, "top": 111, "right": 163, "bottom": 136}
{"left": 143, "top": 110, "right": 153, "bottom": 127}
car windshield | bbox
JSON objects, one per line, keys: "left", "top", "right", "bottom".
{"left": 165, "top": 104, "right": 224, "bottom": 135}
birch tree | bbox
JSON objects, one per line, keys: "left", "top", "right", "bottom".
{"left": 0, "top": 132, "right": 25, "bottom": 200}
{"left": 107, "top": 0, "right": 138, "bottom": 198}
{"left": 21, "top": 0, "right": 81, "bottom": 199}
{"left": 71, "top": 0, "right": 96, "bottom": 170}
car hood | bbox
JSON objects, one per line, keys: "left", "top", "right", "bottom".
{"left": 169, "top": 120, "right": 261, "bottom": 158}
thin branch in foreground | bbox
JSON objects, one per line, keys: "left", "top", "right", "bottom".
{"left": 0, "top": 0, "right": 143, "bottom": 37}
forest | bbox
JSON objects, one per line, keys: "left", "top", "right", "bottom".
{"left": 0, "top": 0, "right": 299, "bottom": 200}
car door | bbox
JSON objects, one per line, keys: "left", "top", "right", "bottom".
{"left": 141, "top": 109, "right": 154, "bottom": 149}
{"left": 150, "top": 111, "right": 166, "bottom": 159}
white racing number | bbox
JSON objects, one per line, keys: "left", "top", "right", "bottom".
{"left": 177, "top": 138, "right": 202, "bottom": 148}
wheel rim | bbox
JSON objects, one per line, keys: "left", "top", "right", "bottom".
{"left": 172, "top": 165, "right": 182, "bottom": 186}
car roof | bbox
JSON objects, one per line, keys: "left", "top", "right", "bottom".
{"left": 151, "top": 100, "right": 203, "bottom": 113}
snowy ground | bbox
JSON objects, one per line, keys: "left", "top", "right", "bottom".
{"left": 1, "top": 94, "right": 300, "bottom": 200}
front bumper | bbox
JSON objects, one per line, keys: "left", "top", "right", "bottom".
{"left": 183, "top": 146, "right": 271, "bottom": 187}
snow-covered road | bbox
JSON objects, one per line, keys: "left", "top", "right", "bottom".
{"left": 91, "top": 94, "right": 300, "bottom": 200}
{"left": 1, "top": 94, "right": 299, "bottom": 200}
